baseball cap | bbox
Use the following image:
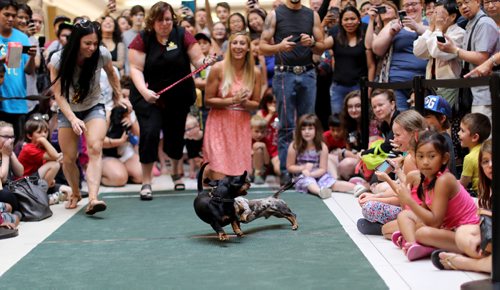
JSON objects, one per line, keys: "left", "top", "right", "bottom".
{"left": 424, "top": 95, "right": 452, "bottom": 117}
{"left": 53, "top": 15, "right": 71, "bottom": 26}
{"left": 194, "top": 32, "right": 211, "bottom": 44}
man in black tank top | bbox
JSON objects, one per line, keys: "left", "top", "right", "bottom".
{"left": 260, "top": 0, "right": 326, "bottom": 184}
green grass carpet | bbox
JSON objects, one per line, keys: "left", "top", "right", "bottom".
{"left": 0, "top": 189, "right": 387, "bottom": 290}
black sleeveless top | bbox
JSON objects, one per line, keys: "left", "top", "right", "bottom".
{"left": 130, "top": 26, "right": 196, "bottom": 108}
{"left": 274, "top": 5, "right": 314, "bottom": 66}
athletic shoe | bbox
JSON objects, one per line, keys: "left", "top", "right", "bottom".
{"left": 353, "top": 184, "right": 369, "bottom": 197}
{"left": 356, "top": 218, "right": 383, "bottom": 235}
{"left": 319, "top": 187, "right": 332, "bottom": 199}
{"left": 253, "top": 175, "right": 265, "bottom": 185}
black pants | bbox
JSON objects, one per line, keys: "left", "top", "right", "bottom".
{"left": 0, "top": 188, "right": 20, "bottom": 213}
{"left": 133, "top": 97, "right": 190, "bottom": 164}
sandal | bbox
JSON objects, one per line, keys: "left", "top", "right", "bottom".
{"left": 171, "top": 174, "right": 185, "bottom": 191}
{"left": 85, "top": 199, "right": 107, "bottom": 215}
{"left": 140, "top": 184, "right": 153, "bottom": 201}
{"left": 391, "top": 231, "right": 406, "bottom": 249}
{"left": 65, "top": 193, "right": 82, "bottom": 209}
{"left": 406, "top": 243, "right": 436, "bottom": 261}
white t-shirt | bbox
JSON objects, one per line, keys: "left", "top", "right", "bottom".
{"left": 50, "top": 46, "right": 112, "bottom": 112}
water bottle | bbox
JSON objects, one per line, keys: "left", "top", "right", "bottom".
{"left": 128, "top": 132, "right": 139, "bottom": 146}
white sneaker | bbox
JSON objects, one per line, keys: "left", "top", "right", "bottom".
{"left": 353, "top": 184, "right": 369, "bottom": 198}
{"left": 319, "top": 187, "right": 332, "bottom": 199}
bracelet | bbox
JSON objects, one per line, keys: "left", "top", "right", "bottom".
{"left": 455, "top": 47, "right": 460, "bottom": 57}
{"left": 490, "top": 55, "right": 499, "bottom": 66}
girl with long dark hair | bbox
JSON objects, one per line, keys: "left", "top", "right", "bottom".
{"left": 49, "top": 20, "right": 131, "bottom": 215}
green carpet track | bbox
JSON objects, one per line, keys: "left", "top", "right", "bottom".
{"left": 0, "top": 189, "right": 387, "bottom": 290}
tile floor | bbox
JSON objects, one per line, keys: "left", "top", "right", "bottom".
{"left": 0, "top": 175, "right": 490, "bottom": 289}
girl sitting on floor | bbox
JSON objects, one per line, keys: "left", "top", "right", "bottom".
{"left": 393, "top": 131, "right": 479, "bottom": 261}
{"left": 431, "top": 139, "right": 492, "bottom": 273}
{"left": 286, "top": 114, "right": 355, "bottom": 199}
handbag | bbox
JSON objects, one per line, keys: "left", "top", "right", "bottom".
{"left": 7, "top": 176, "right": 53, "bottom": 222}
{"left": 361, "top": 139, "right": 389, "bottom": 170}
{"left": 478, "top": 208, "right": 492, "bottom": 256}
{"left": 454, "top": 15, "right": 486, "bottom": 115}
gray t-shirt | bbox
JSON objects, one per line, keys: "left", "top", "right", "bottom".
{"left": 50, "top": 46, "right": 112, "bottom": 112}
{"left": 122, "top": 29, "right": 139, "bottom": 76}
{"left": 463, "top": 10, "right": 500, "bottom": 106}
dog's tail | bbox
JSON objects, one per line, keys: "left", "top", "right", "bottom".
{"left": 272, "top": 176, "right": 300, "bottom": 198}
{"left": 198, "top": 162, "right": 209, "bottom": 192}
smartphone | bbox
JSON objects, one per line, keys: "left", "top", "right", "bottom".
{"left": 38, "top": 36, "right": 46, "bottom": 48}
{"left": 376, "top": 160, "right": 394, "bottom": 174}
{"left": 436, "top": 35, "right": 446, "bottom": 43}
{"left": 398, "top": 10, "right": 407, "bottom": 22}
{"left": 22, "top": 45, "right": 34, "bottom": 54}
{"left": 376, "top": 6, "right": 387, "bottom": 14}
{"left": 329, "top": 7, "right": 340, "bottom": 19}
{"left": 181, "top": 0, "right": 196, "bottom": 15}
{"left": 289, "top": 35, "right": 302, "bottom": 43}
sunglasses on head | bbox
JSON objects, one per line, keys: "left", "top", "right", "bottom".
{"left": 30, "top": 114, "right": 50, "bottom": 121}
{"left": 75, "top": 19, "right": 101, "bottom": 31}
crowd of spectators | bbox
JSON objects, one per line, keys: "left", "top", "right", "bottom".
{"left": 0, "top": 0, "right": 499, "bottom": 276}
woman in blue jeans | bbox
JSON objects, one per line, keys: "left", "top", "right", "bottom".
{"left": 324, "top": 5, "right": 375, "bottom": 115}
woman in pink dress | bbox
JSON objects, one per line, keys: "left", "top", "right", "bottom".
{"left": 203, "top": 32, "right": 262, "bottom": 179}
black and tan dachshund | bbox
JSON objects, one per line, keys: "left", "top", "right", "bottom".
{"left": 193, "top": 163, "right": 250, "bottom": 241}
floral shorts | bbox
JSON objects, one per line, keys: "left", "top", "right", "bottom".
{"left": 362, "top": 201, "right": 402, "bottom": 224}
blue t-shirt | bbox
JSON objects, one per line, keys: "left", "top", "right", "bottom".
{"left": 389, "top": 25, "right": 428, "bottom": 82}
{"left": 0, "top": 28, "right": 31, "bottom": 114}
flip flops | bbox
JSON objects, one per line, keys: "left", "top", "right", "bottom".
{"left": 85, "top": 199, "right": 107, "bottom": 215}
{"left": 431, "top": 250, "right": 458, "bottom": 270}
{"left": 0, "top": 227, "right": 18, "bottom": 240}
{"left": 139, "top": 184, "right": 153, "bottom": 201}
{"left": 172, "top": 174, "right": 185, "bottom": 191}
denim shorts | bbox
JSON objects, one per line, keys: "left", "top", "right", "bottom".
{"left": 57, "top": 104, "right": 106, "bottom": 128}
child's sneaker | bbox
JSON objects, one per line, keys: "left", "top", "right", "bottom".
{"left": 48, "top": 193, "right": 59, "bottom": 205}
{"left": 253, "top": 175, "right": 265, "bottom": 185}
{"left": 319, "top": 187, "right": 332, "bottom": 199}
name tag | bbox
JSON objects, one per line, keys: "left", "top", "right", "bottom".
{"left": 166, "top": 41, "right": 178, "bottom": 51}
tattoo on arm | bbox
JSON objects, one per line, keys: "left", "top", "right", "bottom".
{"left": 261, "top": 12, "right": 275, "bottom": 41}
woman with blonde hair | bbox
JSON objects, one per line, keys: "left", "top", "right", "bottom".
{"left": 203, "top": 32, "right": 261, "bottom": 179}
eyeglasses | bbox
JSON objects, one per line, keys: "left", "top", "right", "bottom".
{"left": 483, "top": 0, "right": 499, "bottom": 6}
{"left": 456, "top": 0, "right": 473, "bottom": 7}
{"left": 0, "top": 135, "right": 15, "bottom": 139}
{"left": 156, "top": 18, "right": 173, "bottom": 23}
{"left": 402, "top": 2, "right": 421, "bottom": 8}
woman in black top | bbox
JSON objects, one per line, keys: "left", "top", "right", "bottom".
{"left": 324, "top": 5, "right": 375, "bottom": 115}
{"left": 128, "top": 1, "right": 214, "bottom": 200}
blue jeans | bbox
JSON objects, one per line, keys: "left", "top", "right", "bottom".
{"left": 272, "top": 69, "right": 317, "bottom": 174}
{"left": 329, "top": 82, "right": 360, "bottom": 115}
{"left": 394, "top": 89, "right": 411, "bottom": 111}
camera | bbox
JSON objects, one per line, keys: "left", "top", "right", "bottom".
{"left": 398, "top": 10, "right": 407, "bottom": 22}
{"left": 376, "top": 6, "right": 387, "bottom": 14}
{"left": 329, "top": 7, "right": 340, "bottom": 19}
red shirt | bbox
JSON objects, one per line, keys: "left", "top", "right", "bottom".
{"left": 323, "top": 131, "right": 346, "bottom": 151}
{"left": 128, "top": 29, "right": 197, "bottom": 52}
{"left": 259, "top": 110, "right": 278, "bottom": 158}
{"left": 18, "top": 143, "right": 46, "bottom": 177}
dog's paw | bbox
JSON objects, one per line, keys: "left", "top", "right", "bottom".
{"left": 291, "top": 224, "right": 299, "bottom": 230}
{"left": 218, "top": 233, "right": 229, "bottom": 241}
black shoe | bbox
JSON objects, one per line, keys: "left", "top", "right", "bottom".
{"left": 0, "top": 227, "right": 19, "bottom": 240}
{"left": 356, "top": 218, "right": 383, "bottom": 235}
{"left": 139, "top": 184, "right": 153, "bottom": 201}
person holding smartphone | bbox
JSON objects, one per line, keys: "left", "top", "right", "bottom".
{"left": 371, "top": 0, "right": 428, "bottom": 111}
{"left": 413, "top": 0, "right": 464, "bottom": 110}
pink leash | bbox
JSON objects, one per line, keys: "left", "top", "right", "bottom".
{"left": 156, "top": 63, "right": 209, "bottom": 95}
